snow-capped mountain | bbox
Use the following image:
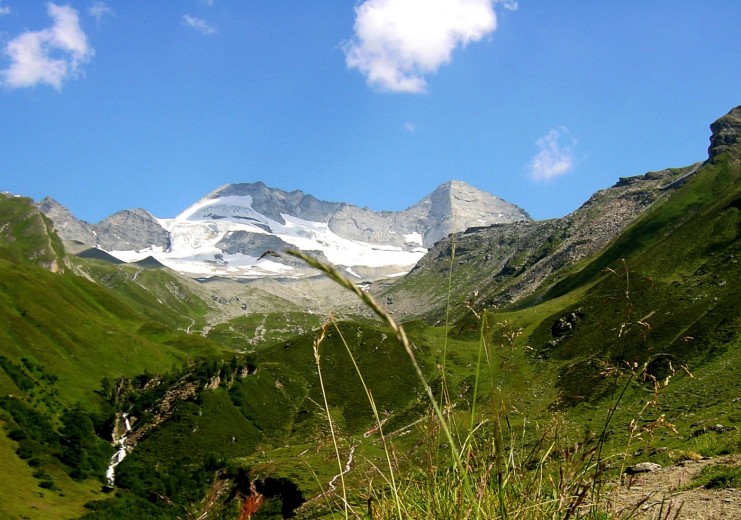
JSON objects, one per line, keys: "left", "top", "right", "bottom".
{"left": 40, "top": 181, "right": 530, "bottom": 280}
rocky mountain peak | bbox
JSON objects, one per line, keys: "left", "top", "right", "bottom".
{"left": 95, "top": 209, "right": 170, "bottom": 252}
{"left": 708, "top": 106, "right": 741, "bottom": 162}
{"left": 408, "top": 180, "right": 530, "bottom": 245}
{"left": 197, "top": 182, "right": 340, "bottom": 225}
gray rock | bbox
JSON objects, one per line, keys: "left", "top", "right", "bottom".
{"left": 39, "top": 200, "right": 170, "bottom": 253}
{"left": 38, "top": 197, "right": 96, "bottom": 245}
{"left": 708, "top": 106, "right": 741, "bottom": 162}
{"left": 95, "top": 209, "right": 170, "bottom": 252}
{"left": 204, "top": 182, "right": 340, "bottom": 224}
{"left": 215, "top": 231, "right": 290, "bottom": 256}
{"left": 625, "top": 462, "right": 662, "bottom": 474}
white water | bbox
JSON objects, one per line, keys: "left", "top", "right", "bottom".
{"left": 327, "top": 445, "right": 356, "bottom": 493}
{"left": 105, "top": 413, "right": 132, "bottom": 486}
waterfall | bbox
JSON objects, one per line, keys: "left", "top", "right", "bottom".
{"left": 105, "top": 412, "right": 132, "bottom": 487}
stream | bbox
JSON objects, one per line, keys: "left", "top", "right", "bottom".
{"left": 326, "top": 445, "right": 356, "bottom": 493}
{"left": 105, "top": 413, "right": 132, "bottom": 486}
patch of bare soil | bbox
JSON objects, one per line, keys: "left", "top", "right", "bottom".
{"left": 603, "top": 455, "right": 740, "bottom": 519}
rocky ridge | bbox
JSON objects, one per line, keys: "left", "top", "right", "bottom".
{"left": 379, "top": 165, "right": 701, "bottom": 320}
{"left": 379, "top": 106, "right": 741, "bottom": 321}
{"left": 38, "top": 198, "right": 169, "bottom": 252}
{"left": 708, "top": 105, "right": 741, "bottom": 162}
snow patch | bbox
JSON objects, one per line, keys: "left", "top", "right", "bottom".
{"left": 404, "top": 232, "right": 423, "bottom": 246}
{"left": 109, "top": 195, "right": 429, "bottom": 279}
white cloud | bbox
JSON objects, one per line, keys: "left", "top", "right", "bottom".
{"left": 529, "top": 127, "right": 577, "bottom": 182}
{"left": 88, "top": 1, "right": 115, "bottom": 23}
{"left": 404, "top": 122, "right": 416, "bottom": 133}
{"left": 0, "top": 2, "right": 11, "bottom": 16}
{"left": 182, "top": 14, "right": 217, "bottom": 35}
{"left": 1, "top": 3, "right": 93, "bottom": 90}
{"left": 200, "top": 0, "right": 216, "bottom": 6}
{"left": 344, "top": 0, "right": 499, "bottom": 93}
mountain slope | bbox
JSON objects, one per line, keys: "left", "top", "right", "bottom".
{"left": 0, "top": 107, "right": 738, "bottom": 519}
{"left": 0, "top": 194, "right": 65, "bottom": 273}
{"left": 378, "top": 164, "right": 701, "bottom": 322}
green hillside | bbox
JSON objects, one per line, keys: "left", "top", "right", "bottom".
{"left": 0, "top": 109, "right": 740, "bottom": 518}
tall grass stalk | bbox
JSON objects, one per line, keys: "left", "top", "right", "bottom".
{"left": 312, "top": 319, "right": 349, "bottom": 518}
{"left": 329, "top": 316, "right": 403, "bottom": 519}
{"left": 440, "top": 232, "right": 457, "bottom": 410}
{"left": 283, "top": 249, "right": 475, "bottom": 504}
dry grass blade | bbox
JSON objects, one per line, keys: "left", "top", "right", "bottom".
{"left": 278, "top": 249, "right": 473, "bottom": 496}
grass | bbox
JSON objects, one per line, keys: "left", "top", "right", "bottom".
{"left": 269, "top": 154, "right": 741, "bottom": 517}
{"left": 274, "top": 250, "right": 615, "bottom": 519}
{"left": 206, "top": 311, "right": 324, "bottom": 350}
{"left": 1, "top": 154, "right": 739, "bottom": 517}
{"left": 0, "top": 420, "right": 105, "bottom": 519}
{"left": 688, "top": 464, "right": 741, "bottom": 490}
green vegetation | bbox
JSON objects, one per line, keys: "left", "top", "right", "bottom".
{"left": 0, "top": 147, "right": 739, "bottom": 517}
{"left": 690, "top": 464, "right": 741, "bottom": 489}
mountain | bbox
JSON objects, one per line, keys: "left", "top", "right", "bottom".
{"left": 379, "top": 164, "right": 703, "bottom": 321}
{"left": 38, "top": 198, "right": 170, "bottom": 252}
{"left": 0, "top": 193, "right": 65, "bottom": 273}
{"left": 708, "top": 105, "right": 741, "bottom": 161}
{"left": 40, "top": 180, "right": 529, "bottom": 280}
{"left": 380, "top": 106, "right": 741, "bottom": 324}
{"left": 1, "top": 106, "right": 739, "bottom": 519}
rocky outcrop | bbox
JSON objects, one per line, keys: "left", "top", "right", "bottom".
{"left": 708, "top": 106, "right": 741, "bottom": 162}
{"left": 38, "top": 200, "right": 170, "bottom": 253}
{"left": 38, "top": 197, "right": 97, "bottom": 245}
{"left": 204, "top": 182, "right": 340, "bottom": 224}
{"left": 95, "top": 209, "right": 170, "bottom": 252}
{"left": 328, "top": 180, "right": 529, "bottom": 248}
{"left": 215, "top": 230, "right": 290, "bottom": 256}
{"left": 1, "top": 194, "right": 65, "bottom": 272}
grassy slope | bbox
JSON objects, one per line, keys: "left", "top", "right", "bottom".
{"left": 0, "top": 258, "right": 194, "bottom": 404}
{"left": 0, "top": 197, "right": 238, "bottom": 517}
{"left": 72, "top": 259, "right": 213, "bottom": 331}
{"left": 207, "top": 311, "right": 324, "bottom": 350}
{"left": 502, "top": 154, "right": 741, "bottom": 456}
{"left": 0, "top": 153, "right": 738, "bottom": 517}
{"left": 0, "top": 423, "right": 105, "bottom": 520}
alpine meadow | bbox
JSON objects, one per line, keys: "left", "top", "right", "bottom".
{"left": 1, "top": 106, "right": 739, "bottom": 519}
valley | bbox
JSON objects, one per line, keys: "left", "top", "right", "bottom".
{"left": 0, "top": 107, "right": 739, "bottom": 518}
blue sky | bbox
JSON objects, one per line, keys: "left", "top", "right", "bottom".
{"left": 1, "top": 1, "right": 739, "bottom": 223}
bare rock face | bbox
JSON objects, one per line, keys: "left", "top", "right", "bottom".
{"left": 411, "top": 180, "right": 531, "bottom": 246}
{"left": 38, "top": 197, "right": 97, "bottom": 245}
{"left": 38, "top": 200, "right": 170, "bottom": 252}
{"left": 708, "top": 106, "right": 741, "bottom": 162}
{"left": 95, "top": 209, "right": 170, "bottom": 252}
{"left": 327, "top": 180, "right": 530, "bottom": 248}
{"left": 215, "top": 231, "right": 290, "bottom": 256}
{"left": 205, "top": 182, "right": 340, "bottom": 224}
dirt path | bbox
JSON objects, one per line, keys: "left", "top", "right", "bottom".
{"left": 603, "top": 454, "right": 740, "bottom": 519}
